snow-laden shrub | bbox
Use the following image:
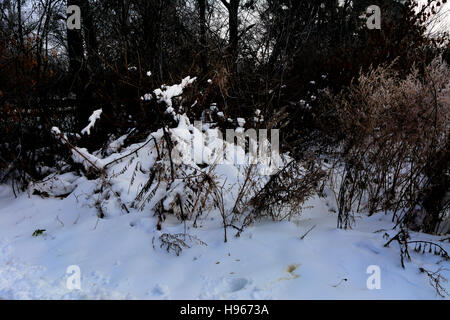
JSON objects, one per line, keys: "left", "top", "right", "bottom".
{"left": 45, "top": 77, "right": 325, "bottom": 242}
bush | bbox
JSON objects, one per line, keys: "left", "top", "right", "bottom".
{"left": 322, "top": 57, "right": 450, "bottom": 234}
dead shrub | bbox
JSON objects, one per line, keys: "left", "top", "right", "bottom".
{"left": 323, "top": 57, "right": 450, "bottom": 233}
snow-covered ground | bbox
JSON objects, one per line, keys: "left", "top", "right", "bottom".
{"left": 1, "top": 183, "right": 449, "bottom": 300}
{"left": 1, "top": 77, "right": 449, "bottom": 300}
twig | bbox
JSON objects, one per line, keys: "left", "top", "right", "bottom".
{"left": 331, "top": 278, "right": 348, "bottom": 288}
{"left": 103, "top": 135, "right": 155, "bottom": 169}
{"left": 300, "top": 224, "right": 317, "bottom": 240}
{"left": 419, "top": 267, "right": 450, "bottom": 298}
{"left": 53, "top": 130, "right": 103, "bottom": 173}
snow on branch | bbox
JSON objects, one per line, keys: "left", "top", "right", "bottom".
{"left": 81, "top": 109, "right": 103, "bottom": 136}
{"left": 153, "top": 76, "right": 196, "bottom": 109}
{"left": 51, "top": 126, "right": 104, "bottom": 172}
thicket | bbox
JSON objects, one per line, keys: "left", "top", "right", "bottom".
{"left": 1, "top": 0, "right": 449, "bottom": 240}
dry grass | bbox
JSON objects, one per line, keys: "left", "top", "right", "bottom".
{"left": 325, "top": 57, "right": 450, "bottom": 233}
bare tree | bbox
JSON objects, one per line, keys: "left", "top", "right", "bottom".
{"left": 220, "top": 0, "right": 240, "bottom": 71}
{"left": 198, "top": 0, "right": 208, "bottom": 73}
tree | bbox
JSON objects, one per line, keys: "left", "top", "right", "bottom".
{"left": 198, "top": 0, "right": 208, "bottom": 73}
{"left": 220, "top": 0, "right": 240, "bottom": 72}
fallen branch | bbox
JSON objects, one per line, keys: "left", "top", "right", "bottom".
{"left": 300, "top": 225, "right": 317, "bottom": 240}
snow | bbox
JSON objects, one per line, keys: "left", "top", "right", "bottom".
{"left": 237, "top": 118, "right": 246, "bottom": 127}
{"left": 141, "top": 93, "right": 152, "bottom": 101}
{"left": 0, "top": 182, "right": 449, "bottom": 299}
{"left": 30, "top": 172, "right": 79, "bottom": 197}
{"left": 51, "top": 127, "right": 61, "bottom": 136}
{"left": 153, "top": 76, "right": 196, "bottom": 109}
{"left": 81, "top": 109, "right": 103, "bottom": 136}
{"left": 2, "top": 75, "right": 449, "bottom": 300}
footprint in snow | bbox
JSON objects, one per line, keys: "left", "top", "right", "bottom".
{"left": 152, "top": 283, "right": 170, "bottom": 297}
{"left": 199, "top": 277, "right": 251, "bottom": 299}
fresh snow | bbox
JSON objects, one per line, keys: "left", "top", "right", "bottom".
{"left": 0, "top": 183, "right": 449, "bottom": 300}
{"left": 81, "top": 109, "right": 103, "bottom": 136}
{"left": 153, "top": 76, "right": 196, "bottom": 109}
{"left": 1, "top": 78, "right": 449, "bottom": 300}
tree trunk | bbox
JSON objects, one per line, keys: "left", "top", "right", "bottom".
{"left": 17, "top": 0, "right": 23, "bottom": 48}
{"left": 67, "top": 0, "right": 84, "bottom": 77}
{"left": 229, "top": 0, "right": 239, "bottom": 71}
{"left": 221, "top": 0, "right": 240, "bottom": 72}
{"left": 79, "top": 0, "right": 98, "bottom": 71}
{"left": 198, "top": 0, "right": 208, "bottom": 73}
{"left": 67, "top": 0, "right": 90, "bottom": 124}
